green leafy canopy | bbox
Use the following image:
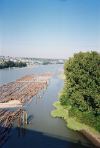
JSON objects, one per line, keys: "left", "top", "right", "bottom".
{"left": 61, "top": 51, "right": 100, "bottom": 116}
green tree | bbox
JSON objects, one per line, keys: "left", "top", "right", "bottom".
{"left": 0, "top": 60, "right": 27, "bottom": 69}
{"left": 60, "top": 51, "right": 100, "bottom": 116}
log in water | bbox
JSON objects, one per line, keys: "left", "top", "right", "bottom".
{"left": 0, "top": 72, "right": 52, "bottom": 104}
{"left": 0, "top": 72, "right": 52, "bottom": 146}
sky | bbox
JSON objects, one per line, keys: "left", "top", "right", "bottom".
{"left": 0, "top": 0, "right": 100, "bottom": 59}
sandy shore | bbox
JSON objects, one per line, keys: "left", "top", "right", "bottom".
{"left": 0, "top": 100, "right": 22, "bottom": 108}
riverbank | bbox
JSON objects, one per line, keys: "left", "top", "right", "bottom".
{"left": 0, "top": 65, "right": 36, "bottom": 70}
{"left": 51, "top": 101, "right": 100, "bottom": 147}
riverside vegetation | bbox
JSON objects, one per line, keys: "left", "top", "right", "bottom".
{"left": 51, "top": 51, "right": 100, "bottom": 146}
{"left": 0, "top": 60, "right": 27, "bottom": 69}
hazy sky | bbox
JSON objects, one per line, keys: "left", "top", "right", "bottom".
{"left": 0, "top": 0, "right": 100, "bottom": 59}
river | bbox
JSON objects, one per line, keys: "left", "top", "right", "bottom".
{"left": 0, "top": 64, "right": 92, "bottom": 148}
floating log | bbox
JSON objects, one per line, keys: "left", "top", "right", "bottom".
{"left": 0, "top": 73, "right": 52, "bottom": 146}
{"left": 0, "top": 73, "right": 52, "bottom": 104}
{"left": 0, "top": 109, "right": 24, "bottom": 147}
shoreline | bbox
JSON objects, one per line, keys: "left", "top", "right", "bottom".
{"left": 0, "top": 65, "right": 35, "bottom": 70}
{"left": 51, "top": 101, "right": 100, "bottom": 148}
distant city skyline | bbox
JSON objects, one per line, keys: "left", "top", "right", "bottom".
{"left": 0, "top": 0, "right": 100, "bottom": 59}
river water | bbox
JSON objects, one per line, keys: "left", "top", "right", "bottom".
{"left": 0, "top": 64, "right": 92, "bottom": 148}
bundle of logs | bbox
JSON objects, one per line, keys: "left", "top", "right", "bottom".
{"left": 0, "top": 72, "right": 52, "bottom": 104}
{"left": 0, "top": 109, "right": 23, "bottom": 146}
{"left": 0, "top": 72, "right": 52, "bottom": 146}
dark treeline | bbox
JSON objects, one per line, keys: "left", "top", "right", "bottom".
{"left": 0, "top": 60, "right": 27, "bottom": 69}
{"left": 60, "top": 51, "right": 100, "bottom": 131}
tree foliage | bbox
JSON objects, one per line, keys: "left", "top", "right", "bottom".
{"left": 0, "top": 60, "right": 27, "bottom": 69}
{"left": 60, "top": 51, "right": 100, "bottom": 130}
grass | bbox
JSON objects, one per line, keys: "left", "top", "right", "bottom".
{"left": 51, "top": 101, "right": 100, "bottom": 134}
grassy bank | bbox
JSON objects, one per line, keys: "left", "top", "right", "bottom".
{"left": 51, "top": 101, "right": 88, "bottom": 131}
{"left": 51, "top": 101, "right": 100, "bottom": 147}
